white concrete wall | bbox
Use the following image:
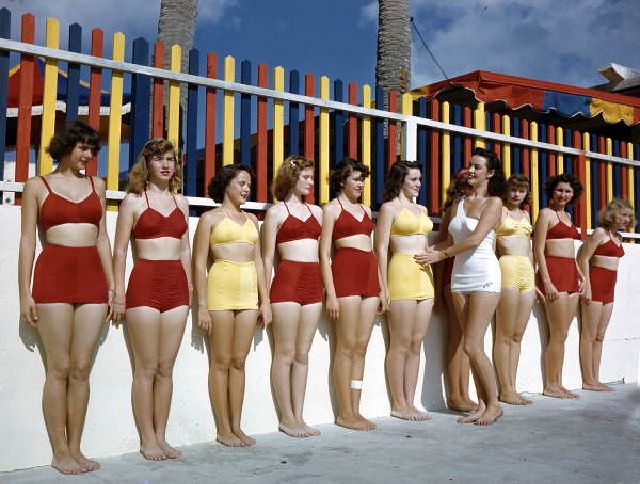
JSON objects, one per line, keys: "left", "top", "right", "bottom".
{"left": 1, "top": 204, "right": 638, "bottom": 471}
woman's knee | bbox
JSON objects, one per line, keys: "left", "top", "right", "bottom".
{"left": 69, "top": 362, "right": 92, "bottom": 382}
{"left": 230, "top": 354, "right": 248, "bottom": 370}
{"left": 463, "top": 339, "right": 484, "bottom": 360}
{"left": 293, "top": 351, "right": 309, "bottom": 366}
{"left": 47, "top": 360, "right": 71, "bottom": 381}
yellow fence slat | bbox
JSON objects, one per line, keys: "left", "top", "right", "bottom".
{"left": 628, "top": 143, "right": 635, "bottom": 238}
{"left": 319, "top": 76, "right": 330, "bottom": 203}
{"left": 441, "top": 101, "right": 451, "bottom": 205}
{"left": 107, "top": 32, "right": 125, "bottom": 194}
{"left": 474, "top": 101, "right": 485, "bottom": 148}
{"left": 273, "top": 66, "right": 285, "bottom": 176}
{"left": 530, "top": 122, "right": 539, "bottom": 219}
{"left": 223, "top": 56, "right": 235, "bottom": 165}
{"left": 362, "top": 84, "right": 371, "bottom": 206}
{"left": 167, "top": 44, "right": 181, "bottom": 153}
{"left": 401, "top": 92, "right": 412, "bottom": 158}
{"left": 556, "top": 127, "right": 564, "bottom": 174}
{"left": 501, "top": 115, "right": 511, "bottom": 178}
{"left": 38, "top": 18, "right": 60, "bottom": 175}
{"left": 606, "top": 138, "right": 613, "bottom": 203}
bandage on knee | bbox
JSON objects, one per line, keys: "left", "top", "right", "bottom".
{"left": 350, "top": 380, "right": 363, "bottom": 390}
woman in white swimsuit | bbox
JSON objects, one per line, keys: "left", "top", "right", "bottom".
{"left": 420, "top": 147, "right": 507, "bottom": 426}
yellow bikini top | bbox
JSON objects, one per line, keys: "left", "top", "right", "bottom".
{"left": 496, "top": 215, "right": 532, "bottom": 237}
{"left": 390, "top": 207, "right": 433, "bottom": 237}
{"left": 209, "top": 208, "right": 259, "bottom": 247}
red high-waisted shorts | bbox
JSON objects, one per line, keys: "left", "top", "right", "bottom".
{"left": 589, "top": 266, "right": 617, "bottom": 304}
{"left": 126, "top": 259, "right": 189, "bottom": 313}
{"left": 541, "top": 256, "right": 579, "bottom": 294}
{"left": 32, "top": 244, "right": 108, "bottom": 304}
{"left": 270, "top": 260, "right": 323, "bottom": 305}
{"left": 332, "top": 247, "right": 380, "bottom": 298}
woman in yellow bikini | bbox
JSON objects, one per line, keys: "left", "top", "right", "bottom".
{"left": 376, "top": 161, "right": 434, "bottom": 421}
{"left": 193, "top": 164, "right": 271, "bottom": 447}
{"left": 493, "top": 175, "right": 535, "bottom": 405}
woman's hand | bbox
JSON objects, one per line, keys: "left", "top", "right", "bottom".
{"left": 415, "top": 248, "right": 446, "bottom": 265}
{"left": 106, "top": 289, "right": 115, "bottom": 323}
{"left": 581, "top": 283, "right": 592, "bottom": 303}
{"left": 20, "top": 294, "right": 38, "bottom": 327}
{"left": 258, "top": 302, "right": 272, "bottom": 327}
{"left": 111, "top": 292, "right": 126, "bottom": 327}
{"left": 543, "top": 281, "right": 559, "bottom": 302}
{"left": 377, "top": 290, "right": 389, "bottom": 315}
{"left": 197, "top": 306, "right": 212, "bottom": 335}
{"left": 326, "top": 294, "right": 339, "bottom": 321}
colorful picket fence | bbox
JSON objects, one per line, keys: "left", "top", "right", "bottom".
{"left": 0, "top": 8, "right": 638, "bottom": 237}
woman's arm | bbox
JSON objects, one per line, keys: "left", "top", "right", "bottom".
{"left": 94, "top": 177, "right": 115, "bottom": 320}
{"left": 18, "top": 178, "right": 40, "bottom": 327}
{"left": 177, "top": 195, "right": 192, "bottom": 295}
{"left": 319, "top": 203, "right": 339, "bottom": 320}
{"left": 193, "top": 211, "right": 214, "bottom": 334}
{"left": 251, "top": 213, "right": 272, "bottom": 327}
{"left": 533, "top": 208, "right": 559, "bottom": 300}
{"left": 260, "top": 204, "right": 281, "bottom": 295}
{"left": 112, "top": 194, "right": 136, "bottom": 325}
{"left": 374, "top": 203, "right": 394, "bottom": 307}
{"left": 576, "top": 228, "right": 607, "bottom": 301}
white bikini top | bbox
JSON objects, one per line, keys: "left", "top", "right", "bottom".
{"left": 448, "top": 197, "right": 496, "bottom": 250}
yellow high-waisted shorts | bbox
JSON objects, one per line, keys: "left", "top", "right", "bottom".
{"left": 499, "top": 255, "right": 534, "bottom": 292}
{"left": 388, "top": 253, "right": 434, "bottom": 301}
{"left": 207, "top": 260, "right": 258, "bottom": 310}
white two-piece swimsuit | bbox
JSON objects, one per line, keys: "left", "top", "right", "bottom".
{"left": 448, "top": 197, "right": 501, "bottom": 293}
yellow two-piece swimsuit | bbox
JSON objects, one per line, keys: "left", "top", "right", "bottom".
{"left": 207, "top": 209, "right": 260, "bottom": 310}
{"left": 495, "top": 215, "right": 535, "bottom": 292}
{"left": 388, "top": 207, "right": 435, "bottom": 301}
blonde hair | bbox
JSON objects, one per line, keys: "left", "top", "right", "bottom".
{"left": 272, "top": 155, "right": 315, "bottom": 201}
{"left": 598, "top": 198, "right": 636, "bottom": 231}
{"left": 127, "top": 139, "right": 181, "bottom": 194}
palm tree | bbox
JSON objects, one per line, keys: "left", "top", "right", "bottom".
{"left": 376, "top": 0, "right": 412, "bottom": 96}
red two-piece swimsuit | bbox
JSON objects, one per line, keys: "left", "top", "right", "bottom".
{"left": 541, "top": 214, "right": 580, "bottom": 294}
{"left": 33, "top": 175, "right": 108, "bottom": 304}
{"left": 126, "top": 191, "right": 189, "bottom": 313}
{"left": 590, "top": 238, "right": 624, "bottom": 304}
{"left": 331, "top": 199, "right": 380, "bottom": 298}
{"left": 270, "top": 202, "right": 324, "bottom": 305}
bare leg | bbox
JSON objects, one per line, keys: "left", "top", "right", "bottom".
{"left": 271, "top": 302, "right": 307, "bottom": 437}
{"left": 208, "top": 310, "right": 243, "bottom": 447}
{"left": 387, "top": 300, "right": 417, "bottom": 419}
{"left": 543, "top": 293, "right": 579, "bottom": 399}
{"left": 228, "top": 309, "right": 258, "bottom": 446}
{"left": 351, "top": 296, "right": 379, "bottom": 430}
{"left": 405, "top": 299, "right": 434, "bottom": 420}
{"left": 579, "top": 300, "right": 602, "bottom": 390}
{"left": 292, "top": 303, "right": 322, "bottom": 436}
{"left": 126, "top": 307, "right": 165, "bottom": 460}
{"left": 36, "top": 304, "right": 84, "bottom": 475}
{"left": 154, "top": 306, "right": 188, "bottom": 458}
{"left": 593, "top": 303, "right": 614, "bottom": 390}
{"left": 443, "top": 287, "right": 476, "bottom": 412}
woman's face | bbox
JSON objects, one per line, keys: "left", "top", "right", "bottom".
{"left": 226, "top": 170, "right": 252, "bottom": 205}
{"left": 147, "top": 150, "right": 176, "bottom": 184}
{"left": 552, "top": 181, "right": 573, "bottom": 207}
{"left": 466, "top": 155, "right": 493, "bottom": 187}
{"left": 401, "top": 168, "right": 422, "bottom": 199}
{"left": 66, "top": 142, "right": 95, "bottom": 172}
{"left": 295, "top": 167, "right": 315, "bottom": 197}
{"left": 342, "top": 170, "right": 365, "bottom": 199}
{"left": 506, "top": 184, "right": 528, "bottom": 208}
{"left": 614, "top": 210, "right": 633, "bottom": 231}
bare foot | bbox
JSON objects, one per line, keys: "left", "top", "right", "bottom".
{"left": 390, "top": 407, "right": 416, "bottom": 421}
{"left": 302, "top": 423, "right": 321, "bottom": 437}
{"left": 357, "top": 414, "right": 377, "bottom": 430}
{"left": 233, "top": 429, "right": 256, "bottom": 446}
{"left": 517, "top": 393, "right": 533, "bottom": 404}
{"left": 499, "top": 392, "right": 530, "bottom": 405}
{"left": 448, "top": 397, "right": 479, "bottom": 413}
{"left": 140, "top": 445, "right": 167, "bottom": 461}
{"left": 278, "top": 421, "right": 308, "bottom": 438}
{"left": 596, "top": 382, "right": 615, "bottom": 391}
{"left": 158, "top": 441, "right": 182, "bottom": 459}
{"left": 457, "top": 400, "right": 486, "bottom": 424}
{"left": 543, "top": 386, "right": 568, "bottom": 398}
{"left": 474, "top": 404, "right": 503, "bottom": 426}
{"left": 216, "top": 432, "right": 245, "bottom": 447}
{"left": 409, "top": 406, "right": 433, "bottom": 421}
{"left": 51, "top": 454, "right": 84, "bottom": 475}
{"left": 70, "top": 451, "right": 101, "bottom": 471}
{"left": 582, "top": 382, "right": 603, "bottom": 391}
{"left": 335, "top": 415, "right": 369, "bottom": 431}
{"left": 560, "top": 386, "right": 579, "bottom": 399}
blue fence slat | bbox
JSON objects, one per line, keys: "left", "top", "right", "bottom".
{"left": 564, "top": 128, "right": 573, "bottom": 175}
{"left": 128, "top": 37, "right": 150, "bottom": 177}
{"left": 289, "top": 69, "right": 300, "bottom": 156}
{"left": 186, "top": 48, "right": 200, "bottom": 197}
{"left": 417, "top": 98, "right": 428, "bottom": 207}
{"left": 240, "top": 59, "right": 252, "bottom": 166}
{"left": 373, "top": 85, "right": 385, "bottom": 207}
{"left": 0, "top": 8, "right": 10, "bottom": 175}
{"left": 333, "top": 79, "right": 344, "bottom": 163}
{"left": 65, "top": 23, "right": 81, "bottom": 122}
{"left": 452, "top": 103, "right": 462, "bottom": 174}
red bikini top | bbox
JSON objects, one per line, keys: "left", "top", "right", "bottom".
{"left": 131, "top": 191, "right": 188, "bottom": 240}
{"left": 332, "top": 198, "right": 374, "bottom": 241}
{"left": 39, "top": 175, "right": 102, "bottom": 231}
{"left": 546, "top": 212, "right": 579, "bottom": 240}
{"left": 275, "top": 202, "right": 321, "bottom": 244}
{"left": 593, "top": 238, "right": 624, "bottom": 258}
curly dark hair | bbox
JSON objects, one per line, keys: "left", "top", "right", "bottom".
{"left": 544, "top": 173, "right": 582, "bottom": 204}
{"left": 46, "top": 121, "right": 100, "bottom": 161}
{"left": 329, "top": 158, "right": 370, "bottom": 196}
{"left": 471, "top": 147, "right": 507, "bottom": 198}
{"left": 504, "top": 174, "right": 531, "bottom": 208}
{"left": 207, "top": 164, "right": 254, "bottom": 203}
{"left": 382, "top": 160, "right": 422, "bottom": 202}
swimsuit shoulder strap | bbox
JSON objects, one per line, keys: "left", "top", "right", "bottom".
{"left": 336, "top": 197, "right": 344, "bottom": 211}
{"left": 143, "top": 190, "right": 150, "bottom": 209}
{"left": 40, "top": 176, "right": 52, "bottom": 193}
{"left": 283, "top": 201, "right": 291, "bottom": 214}
{"left": 171, "top": 192, "right": 179, "bottom": 208}
{"left": 88, "top": 175, "right": 96, "bottom": 192}
{"left": 305, "top": 203, "right": 313, "bottom": 216}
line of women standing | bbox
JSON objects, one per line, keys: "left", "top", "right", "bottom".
{"left": 19, "top": 121, "right": 635, "bottom": 475}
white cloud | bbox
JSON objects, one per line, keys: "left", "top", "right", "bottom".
{"left": 358, "top": 1, "right": 377, "bottom": 28}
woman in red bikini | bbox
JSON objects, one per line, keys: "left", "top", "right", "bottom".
{"left": 577, "top": 198, "right": 634, "bottom": 391}
{"left": 262, "top": 156, "right": 323, "bottom": 438}
{"left": 320, "top": 158, "right": 385, "bottom": 431}
{"left": 112, "top": 139, "right": 190, "bottom": 460}
{"left": 18, "top": 121, "right": 112, "bottom": 475}
{"left": 533, "top": 173, "right": 584, "bottom": 399}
